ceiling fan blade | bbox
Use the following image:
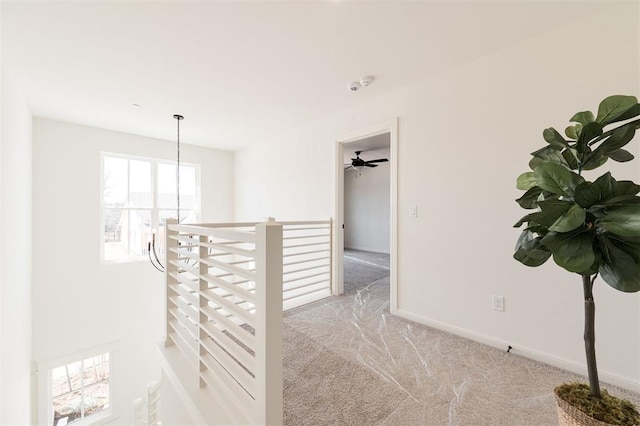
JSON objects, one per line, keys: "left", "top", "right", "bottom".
{"left": 344, "top": 165, "right": 353, "bottom": 170}
{"left": 365, "top": 163, "right": 378, "bottom": 167}
{"left": 366, "top": 158, "right": 388, "bottom": 163}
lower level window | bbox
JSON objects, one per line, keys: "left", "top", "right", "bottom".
{"left": 38, "top": 349, "right": 113, "bottom": 426}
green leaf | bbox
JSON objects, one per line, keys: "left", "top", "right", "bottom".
{"left": 516, "top": 186, "right": 543, "bottom": 209}
{"left": 596, "top": 234, "right": 640, "bottom": 292}
{"left": 543, "top": 128, "right": 569, "bottom": 149}
{"left": 529, "top": 146, "right": 567, "bottom": 168}
{"left": 533, "top": 162, "right": 575, "bottom": 196}
{"left": 606, "top": 149, "right": 634, "bottom": 162}
{"left": 576, "top": 121, "right": 603, "bottom": 153}
{"left": 614, "top": 181, "right": 640, "bottom": 197}
{"left": 601, "top": 195, "right": 640, "bottom": 208}
{"left": 565, "top": 126, "right": 578, "bottom": 140}
{"left": 532, "top": 200, "right": 574, "bottom": 226}
{"left": 514, "top": 230, "right": 552, "bottom": 267}
{"left": 561, "top": 149, "right": 580, "bottom": 170}
{"left": 593, "top": 124, "right": 635, "bottom": 156}
{"left": 597, "top": 205, "right": 640, "bottom": 237}
{"left": 540, "top": 230, "right": 595, "bottom": 274}
{"left": 570, "top": 111, "right": 595, "bottom": 126}
{"left": 595, "top": 95, "right": 638, "bottom": 126}
{"left": 610, "top": 103, "right": 640, "bottom": 124}
{"left": 574, "top": 172, "right": 615, "bottom": 208}
{"left": 516, "top": 172, "right": 536, "bottom": 190}
{"left": 581, "top": 154, "right": 608, "bottom": 171}
{"left": 549, "top": 203, "right": 585, "bottom": 232}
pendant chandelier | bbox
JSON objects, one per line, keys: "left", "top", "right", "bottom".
{"left": 148, "top": 114, "right": 183, "bottom": 272}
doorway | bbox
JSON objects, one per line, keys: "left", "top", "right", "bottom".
{"left": 334, "top": 119, "right": 398, "bottom": 314}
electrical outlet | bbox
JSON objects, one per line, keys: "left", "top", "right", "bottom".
{"left": 492, "top": 295, "right": 505, "bottom": 312}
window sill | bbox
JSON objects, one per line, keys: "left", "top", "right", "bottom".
{"left": 58, "top": 409, "right": 116, "bottom": 426}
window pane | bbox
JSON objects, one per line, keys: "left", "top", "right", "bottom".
{"left": 179, "top": 166, "right": 197, "bottom": 209}
{"left": 51, "top": 365, "right": 72, "bottom": 398}
{"left": 158, "top": 164, "right": 197, "bottom": 209}
{"left": 130, "top": 210, "right": 152, "bottom": 257}
{"left": 158, "top": 163, "right": 176, "bottom": 209}
{"left": 50, "top": 354, "right": 110, "bottom": 426}
{"left": 129, "top": 160, "right": 152, "bottom": 208}
{"left": 103, "top": 157, "right": 127, "bottom": 207}
{"left": 83, "top": 382, "right": 110, "bottom": 420}
{"left": 104, "top": 210, "right": 127, "bottom": 260}
{"left": 53, "top": 390, "right": 82, "bottom": 425}
{"left": 82, "top": 354, "right": 109, "bottom": 386}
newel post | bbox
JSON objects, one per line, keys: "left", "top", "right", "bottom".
{"left": 254, "top": 217, "right": 283, "bottom": 426}
{"left": 164, "top": 218, "right": 179, "bottom": 347}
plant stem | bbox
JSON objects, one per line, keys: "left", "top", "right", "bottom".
{"left": 583, "top": 274, "right": 601, "bottom": 398}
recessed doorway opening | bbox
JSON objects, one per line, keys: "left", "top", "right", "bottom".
{"left": 334, "top": 119, "right": 398, "bottom": 314}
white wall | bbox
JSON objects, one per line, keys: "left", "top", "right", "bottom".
{"left": 0, "top": 68, "right": 33, "bottom": 424}
{"left": 31, "top": 118, "right": 234, "bottom": 424}
{"left": 344, "top": 163, "right": 390, "bottom": 253}
{"left": 235, "top": 3, "right": 640, "bottom": 391}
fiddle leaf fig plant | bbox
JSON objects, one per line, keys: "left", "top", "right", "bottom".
{"left": 513, "top": 95, "right": 640, "bottom": 405}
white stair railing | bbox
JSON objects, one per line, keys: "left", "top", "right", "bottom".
{"left": 163, "top": 217, "right": 284, "bottom": 425}
{"left": 280, "top": 221, "right": 332, "bottom": 310}
{"left": 132, "top": 381, "right": 161, "bottom": 426}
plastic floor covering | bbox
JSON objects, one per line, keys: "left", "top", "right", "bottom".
{"left": 282, "top": 250, "right": 640, "bottom": 425}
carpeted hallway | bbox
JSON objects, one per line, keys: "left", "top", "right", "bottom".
{"left": 282, "top": 250, "right": 640, "bottom": 425}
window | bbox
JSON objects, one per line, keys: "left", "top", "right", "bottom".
{"left": 37, "top": 347, "right": 116, "bottom": 426}
{"left": 102, "top": 153, "right": 200, "bottom": 261}
{"left": 51, "top": 354, "right": 110, "bottom": 425}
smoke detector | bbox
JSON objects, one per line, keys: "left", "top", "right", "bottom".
{"left": 360, "top": 76, "right": 374, "bottom": 86}
{"left": 348, "top": 81, "right": 361, "bottom": 92}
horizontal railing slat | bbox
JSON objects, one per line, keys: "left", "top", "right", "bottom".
{"left": 283, "top": 281, "right": 332, "bottom": 301}
{"left": 168, "top": 320, "right": 198, "bottom": 357}
{"left": 200, "top": 241, "right": 256, "bottom": 258}
{"left": 169, "top": 295, "right": 198, "bottom": 321}
{"left": 199, "top": 338, "right": 256, "bottom": 398}
{"left": 200, "top": 256, "right": 256, "bottom": 282}
{"left": 200, "top": 303, "right": 256, "bottom": 351}
{"left": 283, "top": 263, "right": 330, "bottom": 276}
{"left": 283, "top": 241, "right": 330, "bottom": 250}
{"left": 283, "top": 270, "right": 330, "bottom": 284}
{"left": 200, "top": 272, "right": 255, "bottom": 304}
{"left": 282, "top": 248, "right": 330, "bottom": 258}
{"left": 170, "top": 224, "right": 256, "bottom": 243}
{"left": 169, "top": 271, "right": 199, "bottom": 293}
{"left": 283, "top": 255, "right": 330, "bottom": 267}
{"left": 199, "top": 352, "right": 256, "bottom": 404}
{"left": 200, "top": 287, "right": 254, "bottom": 325}
{"left": 200, "top": 321, "right": 256, "bottom": 374}
{"left": 169, "top": 282, "right": 198, "bottom": 306}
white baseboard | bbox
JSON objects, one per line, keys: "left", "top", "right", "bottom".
{"left": 344, "top": 245, "right": 390, "bottom": 254}
{"left": 395, "top": 308, "right": 640, "bottom": 394}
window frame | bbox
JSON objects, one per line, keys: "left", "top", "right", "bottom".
{"left": 100, "top": 152, "right": 201, "bottom": 264}
{"left": 36, "top": 342, "right": 118, "bottom": 426}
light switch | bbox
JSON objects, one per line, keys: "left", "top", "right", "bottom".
{"left": 409, "top": 205, "right": 417, "bottom": 218}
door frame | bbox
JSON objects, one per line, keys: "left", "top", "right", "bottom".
{"left": 333, "top": 118, "right": 398, "bottom": 314}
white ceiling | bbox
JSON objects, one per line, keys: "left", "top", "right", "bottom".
{"left": 2, "top": 1, "right": 608, "bottom": 151}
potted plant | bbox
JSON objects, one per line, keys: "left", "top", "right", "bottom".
{"left": 513, "top": 95, "right": 640, "bottom": 425}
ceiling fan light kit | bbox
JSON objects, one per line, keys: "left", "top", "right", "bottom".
{"left": 345, "top": 150, "right": 388, "bottom": 172}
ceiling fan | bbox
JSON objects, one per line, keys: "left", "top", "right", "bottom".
{"left": 345, "top": 150, "right": 388, "bottom": 170}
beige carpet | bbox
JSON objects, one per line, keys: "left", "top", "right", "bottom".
{"left": 282, "top": 252, "right": 640, "bottom": 425}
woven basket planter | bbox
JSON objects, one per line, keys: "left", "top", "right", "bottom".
{"left": 555, "top": 392, "right": 615, "bottom": 426}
